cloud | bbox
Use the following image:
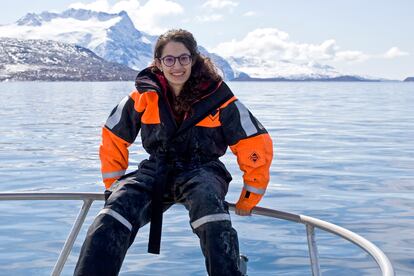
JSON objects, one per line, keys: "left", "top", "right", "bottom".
{"left": 69, "top": 0, "right": 184, "bottom": 35}
{"left": 69, "top": 0, "right": 111, "bottom": 11}
{"left": 196, "top": 14, "right": 224, "bottom": 22}
{"left": 211, "top": 27, "right": 369, "bottom": 64}
{"left": 202, "top": 0, "right": 239, "bottom": 9}
{"left": 196, "top": 0, "right": 238, "bottom": 24}
{"left": 335, "top": 50, "right": 369, "bottom": 62}
{"left": 384, "top": 47, "right": 409, "bottom": 58}
{"left": 243, "top": 11, "right": 257, "bottom": 17}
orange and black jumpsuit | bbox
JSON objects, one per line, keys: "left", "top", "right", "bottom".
{"left": 75, "top": 68, "right": 273, "bottom": 276}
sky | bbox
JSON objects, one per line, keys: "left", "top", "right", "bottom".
{"left": 1, "top": 0, "right": 413, "bottom": 80}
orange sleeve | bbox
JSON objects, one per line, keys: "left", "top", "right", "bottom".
{"left": 230, "top": 133, "right": 273, "bottom": 211}
{"left": 100, "top": 126, "right": 131, "bottom": 189}
{"left": 99, "top": 90, "right": 151, "bottom": 189}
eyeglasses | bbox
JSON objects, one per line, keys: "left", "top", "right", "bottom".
{"left": 159, "top": 54, "right": 192, "bottom": 67}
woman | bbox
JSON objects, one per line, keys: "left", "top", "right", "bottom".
{"left": 74, "top": 29, "right": 273, "bottom": 276}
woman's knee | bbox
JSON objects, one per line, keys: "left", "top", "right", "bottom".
{"left": 104, "top": 183, "right": 152, "bottom": 231}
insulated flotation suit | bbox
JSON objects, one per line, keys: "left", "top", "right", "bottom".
{"left": 100, "top": 67, "right": 273, "bottom": 212}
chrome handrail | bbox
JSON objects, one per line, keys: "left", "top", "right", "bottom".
{"left": 0, "top": 192, "right": 394, "bottom": 276}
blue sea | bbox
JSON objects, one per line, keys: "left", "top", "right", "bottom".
{"left": 0, "top": 81, "right": 413, "bottom": 275}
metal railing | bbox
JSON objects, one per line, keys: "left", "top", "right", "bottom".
{"left": 0, "top": 192, "right": 394, "bottom": 276}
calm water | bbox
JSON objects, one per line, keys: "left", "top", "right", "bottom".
{"left": 0, "top": 81, "right": 413, "bottom": 275}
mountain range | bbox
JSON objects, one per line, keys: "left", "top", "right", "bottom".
{"left": 0, "top": 37, "right": 137, "bottom": 81}
{"left": 0, "top": 9, "right": 239, "bottom": 81}
{"left": 6, "top": 9, "right": 155, "bottom": 70}
{"left": 0, "top": 8, "right": 383, "bottom": 81}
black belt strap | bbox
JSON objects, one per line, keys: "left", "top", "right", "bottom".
{"left": 148, "top": 154, "right": 167, "bottom": 254}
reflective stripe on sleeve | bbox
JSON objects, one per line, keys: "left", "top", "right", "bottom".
{"left": 234, "top": 100, "right": 257, "bottom": 136}
{"left": 191, "top": 213, "right": 231, "bottom": 230}
{"left": 244, "top": 183, "right": 266, "bottom": 195}
{"left": 105, "top": 96, "right": 129, "bottom": 129}
{"left": 102, "top": 170, "right": 126, "bottom": 180}
{"left": 98, "top": 208, "right": 132, "bottom": 231}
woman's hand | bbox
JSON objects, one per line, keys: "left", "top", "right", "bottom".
{"left": 235, "top": 207, "right": 252, "bottom": 216}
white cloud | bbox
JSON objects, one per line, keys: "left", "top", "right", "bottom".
{"left": 243, "top": 11, "right": 257, "bottom": 17}
{"left": 202, "top": 0, "right": 238, "bottom": 9}
{"left": 335, "top": 50, "right": 369, "bottom": 62}
{"left": 196, "top": 14, "right": 224, "bottom": 22}
{"left": 68, "top": 0, "right": 184, "bottom": 35}
{"left": 110, "top": 0, "right": 141, "bottom": 14}
{"left": 211, "top": 27, "right": 369, "bottom": 64}
{"left": 69, "top": 0, "right": 111, "bottom": 11}
{"left": 384, "top": 47, "right": 409, "bottom": 58}
{"left": 197, "top": 0, "right": 238, "bottom": 24}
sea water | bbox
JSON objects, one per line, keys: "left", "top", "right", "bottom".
{"left": 0, "top": 81, "right": 413, "bottom": 275}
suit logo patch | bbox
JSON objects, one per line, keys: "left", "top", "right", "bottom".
{"left": 249, "top": 152, "right": 260, "bottom": 163}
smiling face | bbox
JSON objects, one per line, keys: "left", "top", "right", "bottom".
{"left": 156, "top": 41, "right": 193, "bottom": 96}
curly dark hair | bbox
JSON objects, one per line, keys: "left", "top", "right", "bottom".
{"left": 152, "top": 29, "right": 222, "bottom": 114}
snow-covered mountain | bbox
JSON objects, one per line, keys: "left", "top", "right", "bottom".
{"left": 0, "top": 8, "right": 378, "bottom": 81}
{"left": 0, "top": 37, "right": 137, "bottom": 81}
{"left": 226, "top": 56, "right": 342, "bottom": 80}
{"left": 198, "top": 46, "right": 235, "bottom": 80}
{"left": 0, "top": 9, "right": 237, "bottom": 80}
{"left": 0, "top": 9, "right": 155, "bottom": 70}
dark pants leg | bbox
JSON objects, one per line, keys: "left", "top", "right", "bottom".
{"left": 176, "top": 164, "right": 243, "bottom": 276}
{"left": 74, "top": 161, "right": 165, "bottom": 276}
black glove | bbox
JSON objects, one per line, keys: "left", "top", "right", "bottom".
{"left": 133, "top": 159, "right": 157, "bottom": 188}
{"left": 138, "top": 160, "right": 157, "bottom": 177}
